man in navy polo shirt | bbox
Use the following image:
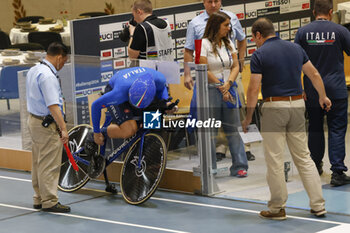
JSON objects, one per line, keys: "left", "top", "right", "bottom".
{"left": 242, "top": 18, "right": 331, "bottom": 220}
{"left": 295, "top": 0, "right": 350, "bottom": 186}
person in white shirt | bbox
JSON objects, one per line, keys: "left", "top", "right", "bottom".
{"left": 199, "top": 11, "right": 248, "bottom": 177}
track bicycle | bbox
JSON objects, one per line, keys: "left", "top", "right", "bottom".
{"left": 57, "top": 104, "right": 172, "bottom": 205}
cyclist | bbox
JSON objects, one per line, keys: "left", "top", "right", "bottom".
{"left": 85, "top": 66, "right": 177, "bottom": 180}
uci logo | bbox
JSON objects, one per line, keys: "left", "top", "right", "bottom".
{"left": 176, "top": 39, "right": 186, "bottom": 47}
{"left": 101, "top": 71, "right": 113, "bottom": 82}
{"left": 143, "top": 110, "right": 161, "bottom": 129}
{"left": 100, "top": 33, "right": 113, "bottom": 41}
{"left": 82, "top": 89, "right": 93, "bottom": 96}
{"left": 245, "top": 11, "right": 257, "bottom": 19}
{"left": 176, "top": 21, "right": 188, "bottom": 29}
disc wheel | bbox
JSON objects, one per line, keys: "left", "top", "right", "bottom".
{"left": 58, "top": 124, "right": 99, "bottom": 192}
{"left": 121, "top": 133, "right": 167, "bottom": 205}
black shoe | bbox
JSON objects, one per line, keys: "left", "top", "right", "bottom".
{"left": 330, "top": 172, "right": 350, "bottom": 186}
{"left": 42, "top": 202, "right": 71, "bottom": 213}
{"left": 246, "top": 151, "right": 255, "bottom": 161}
{"left": 316, "top": 162, "right": 323, "bottom": 175}
{"left": 105, "top": 183, "right": 118, "bottom": 194}
{"left": 84, "top": 131, "right": 105, "bottom": 178}
{"left": 310, "top": 209, "right": 327, "bottom": 217}
{"left": 216, "top": 153, "right": 224, "bottom": 161}
{"left": 33, "top": 204, "right": 42, "bottom": 209}
{"left": 87, "top": 154, "right": 106, "bottom": 179}
{"left": 84, "top": 131, "right": 98, "bottom": 158}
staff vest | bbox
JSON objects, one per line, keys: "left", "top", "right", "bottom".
{"left": 139, "top": 21, "right": 174, "bottom": 61}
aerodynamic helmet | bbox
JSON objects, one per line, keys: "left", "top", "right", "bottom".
{"left": 129, "top": 73, "right": 156, "bottom": 108}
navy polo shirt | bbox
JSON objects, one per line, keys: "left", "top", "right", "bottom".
{"left": 250, "top": 37, "right": 308, "bottom": 99}
{"left": 295, "top": 20, "right": 350, "bottom": 100}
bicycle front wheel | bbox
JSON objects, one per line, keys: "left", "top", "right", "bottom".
{"left": 58, "top": 124, "right": 99, "bottom": 192}
{"left": 121, "top": 133, "right": 167, "bottom": 205}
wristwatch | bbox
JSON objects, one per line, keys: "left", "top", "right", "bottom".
{"left": 228, "top": 80, "right": 233, "bottom": 86}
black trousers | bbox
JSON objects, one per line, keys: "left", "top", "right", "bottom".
{"left": 306, "top": 98, "right": 348, "bottom": 173}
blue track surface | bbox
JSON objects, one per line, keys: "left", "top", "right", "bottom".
{"left": 0, "top": 169, "right": 349, "bottom": 233}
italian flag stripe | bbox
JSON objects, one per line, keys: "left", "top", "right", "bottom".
{"left": 307, "top": 40, "right": 335, "bottom": 43}
{"left": 136, "top": 90, "right": 147, "bottom": 107}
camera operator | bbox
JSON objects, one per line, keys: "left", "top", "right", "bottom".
{"left": 127, "top": 0, "right": 174, "bottom": 61}
{"left": 26, "top": 42, "right": 70, "bottom": 213}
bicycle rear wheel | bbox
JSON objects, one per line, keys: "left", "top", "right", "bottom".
{"left": 121, "top": 133, "right": 167, "bottom": 205}
{"left": 58, "top": 124, "right": 99, "bottom": 192}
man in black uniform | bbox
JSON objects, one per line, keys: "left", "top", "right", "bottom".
{"left": 295, "top": 0, "right": 350, "bottom": 186}
{"left": 128, "top": 0, "right": 173, "bottom": 61}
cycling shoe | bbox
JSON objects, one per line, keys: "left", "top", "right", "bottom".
{"left": 87, "top": 154, "right": 105, "bottom": 179}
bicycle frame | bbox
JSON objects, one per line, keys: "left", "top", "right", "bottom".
{"left": 71, "top": 113, "right": 149, "bottom": 170}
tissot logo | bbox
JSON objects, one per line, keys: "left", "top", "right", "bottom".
{"left": 113, "top": 48, "right": 126, "bottom": 58}
{"left": 100, "top": 33, "right": 113, "bottom": 41}
{"left": 176, "top": 48, "right": 184, "bottom": 58}
{"left": 265, "top": 0, "right": 289, "bottom": 7}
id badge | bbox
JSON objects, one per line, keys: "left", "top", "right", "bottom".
{"left": 223, "top": 69, "right": 231, "bottom": 82}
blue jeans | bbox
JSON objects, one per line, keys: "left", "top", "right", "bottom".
{"left": 208, "top": 86, "right": 248, "bottom": 175}
{"left": 306, "top": 98, "right": 348, "bottom": 173}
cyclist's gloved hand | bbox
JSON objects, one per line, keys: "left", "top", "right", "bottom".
{"left": 144, "top": 97, "right": 179, "bottom": 114}
{"left": 165, "top": 99, "right": 179, "bottom": 114}
{"left": 144, "top": 97, "right": 168, "bottom": 112}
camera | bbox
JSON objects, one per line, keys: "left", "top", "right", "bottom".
{"left": 42, "top": 115, "right": 55, "bottom": 128}
{"left": 120, "top": 17, "right": 138, "bottom": 42}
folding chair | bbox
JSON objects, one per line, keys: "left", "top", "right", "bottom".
{"left": 28, "top": 32, "right": 62, "bottom": 51}
{"left": 0, "top": 31, "right": 11, "bottom": 49}
{"left": 165, "top": 76, "right": 194, "bottom": 152}
{"left": 79, "top": 12, "right": 108, "bottom": 17}
{"left": 9, "top": 43, "right": 44, "bottom": 51}
{"left": 0, "top": 65, "right": 32, "bottom": 110}
{"left": 17, "top": 16, "right": 44, "bottom": 23}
